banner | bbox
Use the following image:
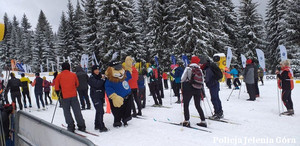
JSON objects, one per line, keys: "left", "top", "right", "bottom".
{"left": 226, "top": 47, "right": 232, "bottom": 68}
{"left": 241, "top": 54, "right": 247, "bottom": 68}
{"left": 16, "top": 63, "right": 25, "bottom": 72}
{"left": 81, "top": 54, "right": 89, "bottom": 73}
{"left": 40, "top": 64, "right": 43, "bottom": 72}
{"left": 255, "top": 49, "right": 266, "bottom": 70}
{"left": 46, "top": 59, "right": 49, "bottom": 72}
{"left": 51, "top": 62, "right": 54, "bottom": 72}
{"left": 57, "top": 56, "right": 60, "bottom": 71}
{"left": 279, "top": 45, "right": 287, "bottom": 61}
{"left": 93, "top": 52, "right": 99, "bottom": 65}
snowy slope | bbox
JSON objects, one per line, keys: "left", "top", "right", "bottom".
{"left": 3, "top": 72, "right": 300, "bottom": 146}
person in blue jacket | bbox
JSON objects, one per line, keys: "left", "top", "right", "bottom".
{"left": 227, "top": 65, "right": 241, "bottom": 89}
{"left": 170, "top": 63, "right": 184, "bottom": 103}
{"left": 105, "top": 61, "right": 132, "bottom": 127}
{"left": 88, "top": 65, "right": 108, "bottom": 132}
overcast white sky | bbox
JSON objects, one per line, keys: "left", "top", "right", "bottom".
{"left": 0, "top": 0, "right": 268, "bottom": 32}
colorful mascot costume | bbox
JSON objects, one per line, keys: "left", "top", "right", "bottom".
{"left": 0, "top": 22, "right": 6, "bottom": 41}
{"left": 105, "top": 60, "right": 132, "bottom": 127}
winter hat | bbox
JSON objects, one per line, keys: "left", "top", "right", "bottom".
{"left": 246, "top": 59, "right": 252, "bottom": 64}
{"left": 35, "top": 72, "right": 40, "bottom": 76}
{"left": 10, "top": 72, "right": 15, "bottom": 78}
{"left": 92, "top": 65, "right": 100, "bottom": 73}
{"left": 62, "top": 62, "right": 70, "bottom": 71}
{"left": 21, "top": 73, "right": 25, "bottom": 77}
{"left": 191, "top": 56, "right": 200, "bottom": 64}
{"left": 109, "top": 61, "right": 122, "bottom": 71}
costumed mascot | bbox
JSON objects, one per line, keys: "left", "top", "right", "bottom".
{"left": 105, "top": 54, "right": 132, "bottom": 127}
{"left": 0, "top": 21, "right": 6, "bottom": 41}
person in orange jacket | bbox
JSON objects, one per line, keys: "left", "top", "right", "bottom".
{"left": 224, "top": 67, "right": 232, "bottom": 89}
{"left": 162, "top": 72, "right": 168, "bottom": 89}
{"left": 55, "top": 62, "right": 86, "bottom": 132}
{"left": 125, "top": 56, "right": 142, "bottom": 117}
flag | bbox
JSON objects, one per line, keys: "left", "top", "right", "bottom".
{"left": 182, "top": 55, "right": 189, "bottom": 67}
{"left": 279, "top": 45, "right": 287, "bottom": 61}
{"left": 255, "top": 49, "right": 266, "bottom": 70}
{"left": 226, "top": 47, "right": 232, "bottom": 68}
{"left": 51, "top": 62, "right": 54, "bottom": 72}
{"left": 155, "top": 56, "right": 159, "bottom": 67}
{"left": 241, "top": 54, "right": 247, "bottom": 68}
{"left": 93, "top": 52, "right": 99, "bottom": 65}
{"left": 40, "top": 64, "right": 43, "bottom": 72}
{"left": 171, "top": 55, "right": 176, "bottom": 65}
{"left": 46, "top": 59, "right": 49, "bottom": 72}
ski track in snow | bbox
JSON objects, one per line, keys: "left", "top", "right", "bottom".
{"left": 4, "top": 72, "right": 300, "bottom": 146}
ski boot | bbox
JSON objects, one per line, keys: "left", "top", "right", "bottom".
{"left": 196, "top": 121, "right": 207, "bottom": 128}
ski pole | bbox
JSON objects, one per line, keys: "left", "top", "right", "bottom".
{"left": 51, "top": 94, "right": 60, "bottom": 124}
{"left": 280, "top": 89, "right": 284, "bottom": 112}
{"left": 226, "top": 88, "right": 235, "bottom": 101}
{"left": 203, "top": 88, "right": 213, "bottom": 116}
{"left": 169, "top": 80, "right": 172, "bottom": 105}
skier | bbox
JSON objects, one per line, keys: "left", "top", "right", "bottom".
{"left": 202, "top": 60, "right": 224, "bottom": 119}
{"left": 276, "top": 60, "right": 294, "bottom": 115}
{"left": 224, "top": 67, "right": 232, "bottom": 89}
{"left": 88, "top": 65, "right": 108, "bottom": 132}
{"left": 258, "top": 66, "right": 264, "bottom": 85}
{"left": 125, "top": 56, "right": 142, "bottom": 117}
{"left": 20, "top": 73, "right": 32, "bottom": 108}
{"left": 157, "top": 68, "right": 164, "bottom": 98}
{"left": 181, "top": 56, "right": 207, "bottom": 127}
{"left": 138, "top": 69, "right": 147, "bottom": 108}
{"left": 6, "top": 73, "right": 23, "bottom": 110}
{"left": 31, "top": 73, "right": 45, "bottom": 110}
{"left": 42, "top": 77, "right": 52, "bottom": 105}
{"left": 171, "top": 64, "right": 184, "bottom": 104}
{"left": 55, "top": 62, "right": 86, "bottom": 132}
{"left": 162, "top": 71, "right": 168, "bottom": 89}
{"left": 243, "top": 59, "right": 256, "bottom": 101}
{"left": 147, "top": 60, "right": 163, "bottom": 106}
{"left": 75, "top": 66, "right": 91, "bottom": 110}
{"left": 0, "top": 104, "right": 14, "bottom": 145}
{"left": 226, "top": 65, "right": 241, "bottom": 89}
{"left": 51, "top": 72, "right": 62, "bottom": 107}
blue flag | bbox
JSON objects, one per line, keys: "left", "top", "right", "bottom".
{"left": 182, "top": 55, "right": 189, "bottom": 67}
{"left": 155, "top": 56, "right": 159, "bottom": 67}
{"left": 171, "top": 55, "right": 176, "bottom": 65}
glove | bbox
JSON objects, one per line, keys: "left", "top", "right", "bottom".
{"left": 109, "top": 93, "right": 124, "bottom": 108}
{"left": 55, "top": 91, "right": 61, "bottom": 97}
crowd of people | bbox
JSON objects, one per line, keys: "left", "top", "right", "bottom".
{"left": 0, "top": 55, "right": 295, "bottom": 137}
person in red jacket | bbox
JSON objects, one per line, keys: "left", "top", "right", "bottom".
{"left": 43, "top": 76, "right": 52, "bottom": 105}
{"left": 55, "top": 62, "right": 86, "bottom": 132}
{"left": 162, "top": 72, "right": 169, "bottom": 89}
{"left": 276, "top": 60, "right": 294, "bottom": 116}
{"left": 224, "top": 67, "right": 232, "bottom": 89}
{"left": 125, "top": 56, "right": 142, "bottom": 117}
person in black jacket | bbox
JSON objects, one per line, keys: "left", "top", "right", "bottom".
{"left": 76, "top": 66, "right": 91, "bottom": 110}
{"left": 88, "top": 65, "right": 108, "bottom": 132}
{"left": 31, "top": 73, "right": 45, "bottom": 110}
{"left": 202, "top": 61, "right": 223, "bottom": 120}
{"left": 5, "top": 73, "right": 23, "bottom": 110}
{"left": 0, "top": 104, "right": 13, "bottom": 144}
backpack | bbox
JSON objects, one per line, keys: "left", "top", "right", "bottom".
{"left": 189, "top": 66, "right": 204, "bottom": 89}
{"left": 210, "top": 63, "right": 223, "bottom": 81}
{"left": 152, "top": 68, "right": 158, "bottom": 79}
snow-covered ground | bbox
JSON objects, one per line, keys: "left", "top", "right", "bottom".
{"left": 3, "top": 72, "right": 300, "bottom": 146}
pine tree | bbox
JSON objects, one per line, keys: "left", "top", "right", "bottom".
{"left": 10, "top": 16, "right": 22, "bottom": 61}
{"left": 57, "top": 12, "right": 69, "bottom": 58}
{"left": 0, "top": 13, "right": 12, "bottom": 67}
{"left": 20, "top": 14, "right": 33, "bottom": 65}
{"left": 173, "top": 0, "right": 209, "bottom": 58}
{"left": 97, "top": 0, "right": 138, "bottom": 62}
{"left": 81, "top": 0, "right": 99, "bottom": 59}
{"left": 285, "top": 0, "right": 300, "bottom": 76}
{"left": 265, "top": 0, "right": 288, "bottom": 72}
{"left": 33, "top": 10, "right": 55, "bottom": 72}
{"left": 238, "top": 0, "right": 265, "bottom": 59}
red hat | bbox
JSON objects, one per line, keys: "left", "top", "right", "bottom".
{"left": 191, "top": 56, "right": 200, "bottom": 64}
{"left": 246, "top": 59, "right": 252, "bottom": 64}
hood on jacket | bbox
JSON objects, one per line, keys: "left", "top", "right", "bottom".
{"left": 75, "top": 66, "right": 85, "bottom": 73}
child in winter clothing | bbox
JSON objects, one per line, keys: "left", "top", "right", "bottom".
{"left": 227, "top": 65, "right": 241, "bottom": 89}
{"left": 243, "top": 59, "right": 256, "bottom": 101}
{"left": 88, "top": 65, "right": 108, "bottom": 132}
{"left": 170, "top": 64, "right": 183, "bottom": 103}
{"left": 224, "top": 67, "right": 232, "bottom": 89}
{"left": 138, "top": 69, "right": 147, "bottom": 108}
{"left": 162, "top": 72, "right": 168, "bottom": 89}
{"left": 43, "top": 76, "right": 52, "bottom": 105}
{"left": 276, "top": 60, "right": 294, "bottom": 115}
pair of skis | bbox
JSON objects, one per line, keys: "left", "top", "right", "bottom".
{"left": 61, "top": 124, "right": 99, "bottom": 138}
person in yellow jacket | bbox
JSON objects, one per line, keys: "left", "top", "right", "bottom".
{"left": 20, "top": 73, "right": 32, "bottom": 108}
